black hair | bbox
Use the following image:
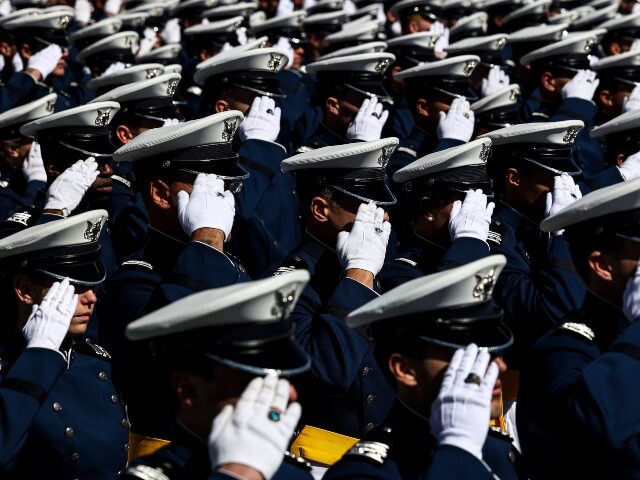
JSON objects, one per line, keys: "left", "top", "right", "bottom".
{"left": 564, "top": 224, "right": 627, "bottom": 280}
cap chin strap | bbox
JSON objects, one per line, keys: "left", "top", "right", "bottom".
{"left": 34, "top": 268, "right": 106, "bottom": 287}
{"left": 330, "top": 184, "right": 397, "bottom": 206}
{"left": 418, "top": 334, "right": 514, "bottom": 353}
{"left": 343, "top": 83, "right": 395, "bottom": 105}
{"left": 57, "top": 141, "right": 114, "bottom": 158}
{"left": 523, "top": 156, "right": 582, "bottom": 176}
{"left": 234, "top": 83, "right": 287, "bottom": 99}
{"left": 204, "top": 352, "right": 311, "bottom": 378}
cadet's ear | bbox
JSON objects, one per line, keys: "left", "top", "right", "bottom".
{"left": 505, "top": 167, "right": 520, "bottom": 189}
{"left": 616, "top": 152, "right": 626, "bottom": 168}
{"left": 326, "top": 96, "right": 340, "bottom": 117}
{"left": 407, "top": 19, "right": 420, "bottom": 34}
{"left": 197, "top": 49, "right": 210, "bottom": 62}
{"left": 415, "top": 98, "right": 429, "bottom": 118}
{"left": 309, "top": 195, "right": 331, "bottom": 223}
{"left": 540, "top": 71, "right": 556, "bottom": 93}
{"left": 149, "top": 178, "right": 172, "bottom": 210}
{"left": 388, "top": 353, "right": 418, "bottom": 387}
{"left": 46, "top": 162, "right": 61, "bottom": 180}
{"left": 14, "top": 274, "right": 35, "bottom": 306}
{"left": 115, "top": 124, "right": 135, "bottom": 146}
{"left": 598, "top": 89, "right": 613, "bottom": 109}
{"left": 588, "top": 250, "right": 613, "bottom": 282}
{"left": 607, "top": 41, "right": 621, "bottom": 56}
{"left": 171, "top": 371, "right": 198, "bottom": 407}
{"left": 214, "top": 99, "right": 229, "bottom": 113}
{"left": 18, "top": 43, "right": 31, "bottom": 60}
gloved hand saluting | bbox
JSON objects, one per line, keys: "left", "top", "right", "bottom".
{"left": 449, "top": 189, "right": 494, "bottom": 244}
{"left": 239, "top": 96, "right": 282, "bottom": 143}
{"left": 544, "top": 173, "right": 582, "bottom": 235}
{"left": 28, "top": 44, "right": 63, "bottom": 80}
{"left": 177, "top": 173, "right": 235, "bottom": 242}
{"left": 481, "top": 67, "right": 509, "bottom": 97}
{"left": 45, "top": 157, "right": 99, "bottom": 217}
{"left": 430, "top": 343, "right": 499, "bottom": 460}
{"left": 624, "top": 263, "right": 640, "bottom": 323}
{"left": 209, "top": 375, "right": 301, "bottom": 480}
{"left": 619, "top": 150, "right": 640, "bottom": 181}
{"left": 561, "top": 69, "right": 599, "bottom": 102}
{"left": 346, "top": 97, "right": 389, "bottom": 142}
{"left": 336, "top": 202, "right": 391, "bottom": 276}
{"left": 22, "top": 141, "right": 47, "bottom": 183}
{"left": 623, "top": 85, "right": 640, "bottom": 113}
{"left": 23, "top": 278, "right": 77, "bottom": 352}
{"left": 437, "top": 97, "right": 474, "bottom": 142}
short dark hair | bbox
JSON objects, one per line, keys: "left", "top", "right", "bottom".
{"left": 564, "top": 224, "right": 626, "bottom": 280}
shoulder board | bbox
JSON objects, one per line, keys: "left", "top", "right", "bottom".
{"left": 283, "top": 451, "right": 312, "bottom": 471}
{"left": 4, "top": 208, "right": 37, "bottom": 229}
{"left": 295, "top": 145, "right": 315, "bottom": 154}
{"left": 393, "top": 257, "right": 418, "bottom": 267}
{"left": 397, "top": 146, "right": 418, "bottom": 158}
{"left": 487, "top": 220, "right": 506, "bottom": 246}
{"left": 111, "top": 174, "right": 132, "bottom": 189}
{"left": 557, "top": 322, "right": 595, "bottom": 342}
{"left": 75, "top": 338, "right": 112, "bottom": 360}
{"left": 273, "top": 255, "right": 308, "bottom": 276}
{"left": 121, "top": 259, "right": 154, "bottom": 271}
{"left": 120, "top": 463, "right": 173, "bottom": 480}
{"left": 344, "top": 440, "right": 390, "bottom": 465}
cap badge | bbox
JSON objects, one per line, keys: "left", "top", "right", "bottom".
{"left": 271, "top": 287, "right": 297, "bottom": 319}
{"left": 584, "top": 38, "right": 595, "bottom": 53}
{"left": 378, "top": 145, "right": 394, "bottom": 167}
{"left": 496, "top": 37, "right": 507, "bottom": 49}
{"left": 133, "top": 16, "right": 145, "bottom": 26}
{"left": 509, "top": 87, "right": 520, "bottom": 102}
{"left": 375, "top": 58, "right": 391, "bottom": 73}
{"left": 167, "top": 78, "right": 179, "bottom": 95}
{"left": 95, "top": 108, "right": 112, "bottom": 126}
{"left": 146, "top": 68, "right": 161, "bottom": 79}
{"left": 267, "top": 53, "right": 283, "bottom": 71}
{"left": 479, "top": 143, "right": 491, "bottom": 163}
{"left": 463, "top": 60, "right": 477, "bottom": 75}
{"left": 563, "top": 126, "right": 581, "bottom": 144}
{"left": 126, "top": 35, "right": 137, "bottom": 48}
{"left": 84, "top": 218, "right": 103, "bottom": 242}
{"left": 222, "top": 119, "right": 237, "bottom": 142}
{"left": 46, "top": 98, "right": 55, "bottom": 112}
{"left": 428, "top": 36, "right": 437, "bottom": 47}
{"left": 473, "top": 269, "right": 496, "bottom": 301}
{"left": 58, "top": 15, "right": 71, "bottom": 28}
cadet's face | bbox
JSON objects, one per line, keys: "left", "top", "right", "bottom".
{"left": 1, "top": 138, "right": 31, "bottom": 169}
{"left": 52, "top": 48, "right": 68, "bottom": 77}
{"left": 337, "top": 91, "right": 371, "bottom": 126}
{"left": 327, "top": 194, "right": 390, "bottom": 234}
{"left": 605, "top": 238, "right": 640, "bottom": 299}
{"left": 29, "top": 281, "right": 97, "bottom": 336}
{"left": 415, "top": 191, "right": 465, "bottom": 247}
{"left": 512, "top": 167, "right": 555, "bottom": 221}
{"left": 87, "top": 161, "right": 114, "bottom": 203}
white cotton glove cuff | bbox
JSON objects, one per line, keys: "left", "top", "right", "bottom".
{"left": 336, "top": 202, "right": 391, "bottom": 276}
{"left": 28, "top": 44, "right": 63, "bottom": 80}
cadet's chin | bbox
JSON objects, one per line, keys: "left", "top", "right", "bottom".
{"left": 52, "top": 62, "right": 66, "bottom": 78}
{"left": 68, "top": 322, "right": 89, "bottom": 336}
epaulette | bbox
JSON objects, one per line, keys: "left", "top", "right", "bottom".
{"left": 273, "top": 255, "right": 308, "bottom": 276}
{"left": 487, "top": 220, "right": 506, "bottom": 246}
{"left": 120, "top": 462, "right": 176, "bottom": 480}
{"left": 393, "top": 257, "right": 418, "bottom": 267}
{"left": 284, "top": 451, "right": 312, "bottom": 471}
{"left": 343, "top": 440, "right": 390, "bottom": 465}
{"left": 397, "top": 146, "right": 418, "bottom": 158}
{"left": 295, "top": 145, "right": 315, "bottom": 154}
{"left": 121, "top": 259, "right": 154, "bottom": 271}
{"left": 557, "top": 322, "right": 595, "bottom": 342}
{"left": 75, "top": 338, "right": 112, "bottom": 360}
{"left": 4, "top": 205, "right": 40, "bottom": 229}
{"left": 112, "top": 174, "right": 132, "bottom": 189}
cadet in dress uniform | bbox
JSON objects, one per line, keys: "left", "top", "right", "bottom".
{"left": 194, "top": 47, "right": 302, "bottom": 277}
{"left": 87, "top": 63, "right": 165, "bottom": 96}
{"left": 90, "top": 72, "right": 183, "bottom": 261}
{"left": 389, "top": 0, "right": 442, "bottom": 35}
{"left": 101, "top": 111, "right": 251, "bottom": 450}
{"left": 120, "top": 271, "right": 314, "bottom": 479}
{"left": 379, "top": 138, "right": 494, "bottom": 291}
{"left": 0, "top": 94, "right": 55, "bottom": 222}
{"left": 593, "top": 49, "right": 640, "bottom": 125}
{"left": 479, "top": 120, "right": 590, "bottom": 365}
{"left": 518, "top": 178, "right": 640, "bottom": 479}
{"left": 298, "top": 52, "right": 394, "bottom": 151}
{"left": 471, "top": 83, "right": 522, "bottom": 136}
{"left": 599, "top": 11, "right": 640, "bottom": 56}
{"left": 324, "top": 255, "right": 527, "bottom": 480}
{"left": 590, "top": 109, "right": 640, "bottom": 169}
{"left": 75, "top": 30, "right": 140, "bottom": 78}
{"left": 0, "top": 210, "right": 128, "bottom": 479}
{"left": 272, "top": 140, "right": 398, "bottom": 470}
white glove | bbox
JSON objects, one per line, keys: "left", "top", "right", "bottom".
{"left": 28, "top": 44, "right": 63, "bottom": 80}
{"left": 623, "top": 264, "right": 640, "bottom": 323}
{"left": 561, "top": 69, "right": 599, "bottom": 101}
{"left": 23, "top": 278, "right": 77, "bottom": 351}
{"left": 619, "top": 149, "right": 640, "bottom": 181}
{"left": 103, "top": 61, "right": 126, "bottom": 76}
{"left": 336, "top": 202, "right": 391, "bottom": 276}
{"left": 432, "top": 21, "right": 449, "bottom": 58}
{"left": 104, "top": 0, "right": 122, "bottom": 16}
{"left": 623, "top": 85, "right": 640, "bottom": 113}
{"left": 343, "top": 0, "right": 356, "bottom": 15}
{"left": 0, "top": 0, "right": 11, "bottom": 16}
{"left": 448, "top": 189, "right": 494, "bottom": 243}
{"left": 12, "top": 52, "right": 22, "bottom": 72}
{"left": 236, "top": 27, "right": 247, "bottom": 46}
{"left": 161, "top": 18, "right": 181, "bottom": 45}
{"left": 239, "top": 96, "right": 282, "bottom": 143}
{"left": 209, "top": 376, "right": 301, "bottom": 480}
{"left": 631, "top": 39, "right": 640, "bottom": 52}
{"left": 277, "top": 0, "right": 294, "bottom": 16}
{"left": 346, "top": 97, "right": 389, "bottom": 142}
{"left": 544, "top": 173, "right": 582, "bottom": 235}
{"left": 45, "top": 157, "right": 99, "bottom": 216}
{"left": 481, "top": 67, "right": 509, "bottom": 98}
{"left": 162, "top": 118, "right": 182, "bottom": 126}
{"left": 634, "top": 2, "right": 640, "bottom": 13}
{"left": 22, "top": 141, "right": 47, "bottom": 183}
{"left": 137, "top": 28, "right": 157, "bottom": 57}
{"left": 74, "top": 0, "right": 93, "bottom": 25}
{"left": 437, "top": 97, "right": 474, "bottom": 142}
{"left": 430, "top": 343, "right": 499, "bottom": 460}
{"left": 177, "top": 173, "right": 235, "bottom": 241}
{"left": 275, "top": 36, "right": 295, "bottom": 69}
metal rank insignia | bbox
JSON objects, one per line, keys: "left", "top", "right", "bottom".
{"left": 84, "top": 218, "right": 104, "bottom": 242}
{"left": 167, "top": 78, "right": 179, "bottom": 95}
{"left": 267, "top": 53, "right": 283, "bottom": 71}
{"left": 473, "top": 269, "right": 496, "bottom": 301}
{"left": 95, "top": 108, "right": 112, "bottom": 126}
{"left": 563, "top": 126, "right": 581, "bottom": 144}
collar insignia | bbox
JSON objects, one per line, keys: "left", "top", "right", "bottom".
{"left": 473, "top": 269, "right": 496, "bottom": 301}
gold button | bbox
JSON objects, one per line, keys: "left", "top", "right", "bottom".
{"left": 65, "top": 427, "right": 74, "bottom": 438}
{"left": 52, "top": 402, "right": 62, "bottom": 412}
